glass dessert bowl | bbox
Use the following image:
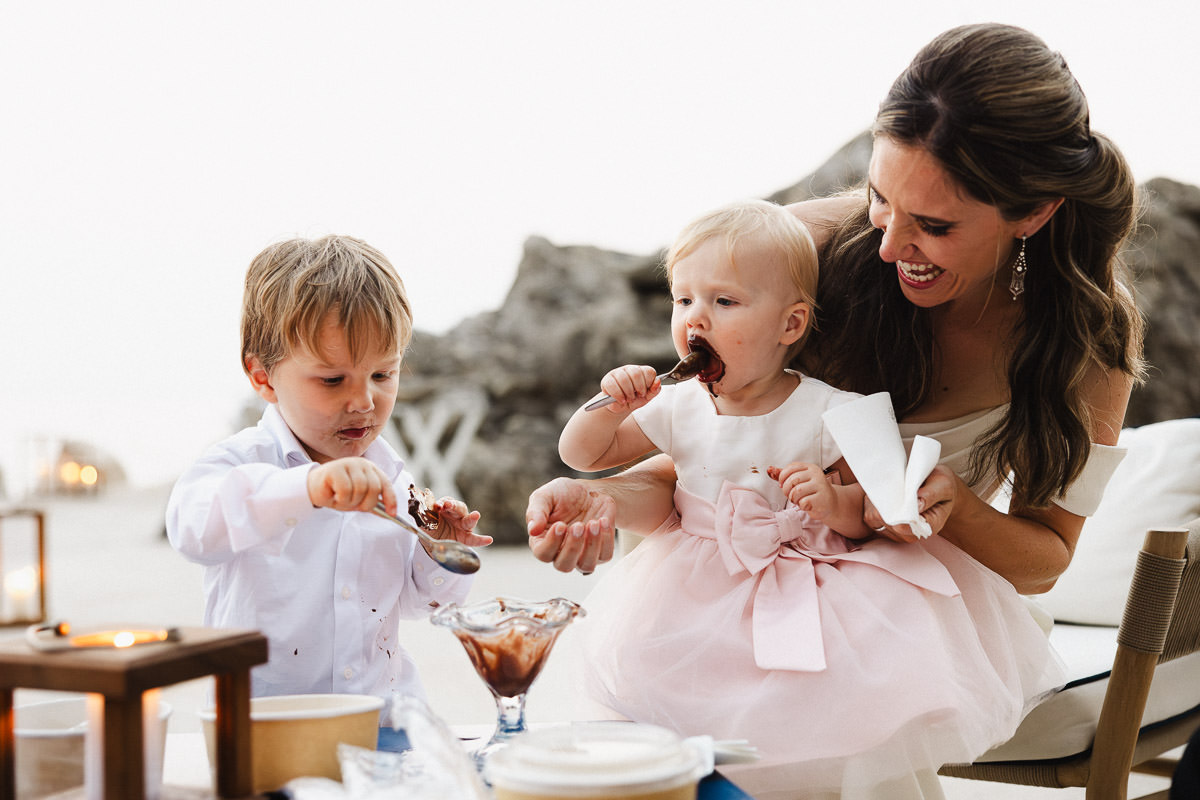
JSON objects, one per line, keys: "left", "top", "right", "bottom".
{"left": 431, "top": 597, "right": 585, "bottom": 767}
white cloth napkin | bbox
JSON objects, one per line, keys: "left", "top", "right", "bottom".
{"left": 822, "top": 392, "right": 941, "bottom": 539}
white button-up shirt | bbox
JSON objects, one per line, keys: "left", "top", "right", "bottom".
{"left": 166, "top": 405, "right": 472, "bottom": 702}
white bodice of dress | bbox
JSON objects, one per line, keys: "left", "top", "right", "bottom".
{"left": 632, "top": 372, "right": 860, "bottom": 511}
{"left": 898, "top": 405, "right": 1008, "bottom": 501}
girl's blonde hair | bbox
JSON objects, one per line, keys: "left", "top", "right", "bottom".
{"left": 240, "top": 235, "right": 413, "bottom": 374}
{"left": 666, "top": 199, "right": 819, "bottom": 356}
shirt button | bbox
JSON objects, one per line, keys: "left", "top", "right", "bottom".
{"left": 284, "top": 518, "right": 298, "bottom": 527}
{"left": 433, "top": 577, "right": 445, "bottom": 587}
{"left": 341, "top": 587, "right": 351, "bottom": 600}
{"left": 343, "top": 667, "right": 353, "bottom": 679}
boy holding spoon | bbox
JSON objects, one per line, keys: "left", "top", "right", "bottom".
{"left": 167, "top": 235, "right": 490, "bottom": 714}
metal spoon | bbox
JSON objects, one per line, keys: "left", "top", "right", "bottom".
{"left": 584, "top": 350, "right": 708, "bottom": 412}
{"left": 370, "top": 502, "right": 481, "bottom": 575}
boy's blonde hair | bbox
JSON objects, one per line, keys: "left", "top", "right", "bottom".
{"left": 666, "top": 200, "right": 820, "bottom": 355}
{"left": 241, "top": 235, "right": 413, "bottom": 374}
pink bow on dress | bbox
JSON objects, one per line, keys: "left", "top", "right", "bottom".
{"left": 681, "top": 482, "right": 961, "bottom": 672}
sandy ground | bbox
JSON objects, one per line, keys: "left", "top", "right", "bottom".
{"left": 4, "top": 485, "right": 1174, "bottom": 798}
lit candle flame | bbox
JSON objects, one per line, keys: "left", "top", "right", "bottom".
{"left": 5, "top": 566, "right": 38, "bottom": 600}
{"left": 5, "top": 566, "right": 39, "bottom": 621}
{"left": 66, "top": 629, "right": 175, "bottom": 648}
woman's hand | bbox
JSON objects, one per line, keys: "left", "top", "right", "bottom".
{"left": 864, "top": 464, "right": 957, "bottom": 543}
{"left": 526, "top": 477, "right": 617, "bottom": 573}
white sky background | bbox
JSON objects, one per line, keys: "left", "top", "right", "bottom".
{"left": 1, "top": 1, "right": 1197, "bottom": 495}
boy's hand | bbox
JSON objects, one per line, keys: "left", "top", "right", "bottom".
{"left": 427, "top": 496, "right": 492, "bottom": 547}
{"left": 768, "top": 462, "right": 836, "bottom": 521}
{"left": 598, "top": 365, "right": 660, "bottom": 412}
{"left": 307, "top": 457, "right": 398, "bottom": 513}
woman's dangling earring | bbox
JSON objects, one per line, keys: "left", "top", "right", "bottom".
{"left": 1009, "top": 236, "right": 1028, "bottom": 301}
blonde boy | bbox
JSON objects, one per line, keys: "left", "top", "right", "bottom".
{"left": 168, "top": 235, "right": 489, "bottom": 704}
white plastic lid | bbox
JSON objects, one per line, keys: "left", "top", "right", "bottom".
{"left": 485, "top": 722, "right": 708, "bottom": 797}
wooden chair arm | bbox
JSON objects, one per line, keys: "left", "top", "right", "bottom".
{"left": 1088, "top": 527, "right": 1190, "bottom": 799}
{"left": 1162, "top": 521, "right": 1200, "bottom": 663}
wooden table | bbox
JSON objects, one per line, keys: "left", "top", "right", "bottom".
{"left": 0, "top": 626, "right": 267, "bottom": 800}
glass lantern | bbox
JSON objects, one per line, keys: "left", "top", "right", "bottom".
{"left": 0, "top": 508, "right": 46, "bottom": 626}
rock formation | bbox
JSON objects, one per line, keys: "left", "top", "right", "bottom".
{"left": 1123, "top": 177, "right": 1200, "bottom": 425}
{"left": 399, "top": 133, "right": 1200, "bottom": 544}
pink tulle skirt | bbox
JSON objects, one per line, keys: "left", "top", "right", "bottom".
{"left": 574, "top": 485, "right": 1064, "bottom": 799}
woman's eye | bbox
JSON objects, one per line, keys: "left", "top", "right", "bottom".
{"left": 918, "top": 221, "right": 951, "bottom": 237}
{"left": 869, "top": 187, "right": 886, "bottom": 206}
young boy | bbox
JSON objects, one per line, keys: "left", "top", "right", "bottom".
{"left": 167, "top": 235, "right": 490, "bottom": 706}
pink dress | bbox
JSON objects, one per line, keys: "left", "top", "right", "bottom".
{"left": 575, "top": 378, "right": 1064, "bottom": 799}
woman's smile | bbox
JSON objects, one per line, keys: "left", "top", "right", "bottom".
{"left": 897, "top": 259, "right": 946, "bottom": 286}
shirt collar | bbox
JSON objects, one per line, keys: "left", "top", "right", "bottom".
{"left": 260, "top": 404, "right": 311, "bottom": 467}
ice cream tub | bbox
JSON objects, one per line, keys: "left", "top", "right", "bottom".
{"left": 485, "top": 721, "right": 710, "bottom": 800}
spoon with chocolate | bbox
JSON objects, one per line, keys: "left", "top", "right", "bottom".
{"left": 584, "top": 345, "right": 716, "bottom": 412}
{"left": 370, "top": 486, "right": 481, "bottom": 574}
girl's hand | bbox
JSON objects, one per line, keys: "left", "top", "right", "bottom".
{"left": 769, "top": 463, "right": 836, "bottom": 521}
{"left": 863, "top": 465, "right": 956, "bottom": 542}
{"left": 308, "top": 457, "right": 398, "bottom": 512}
{"left": 428, "top": 496, "right": 493, "bottom": 548}
{"left": 598, "top": 365, "right": 660, "bottom": 412}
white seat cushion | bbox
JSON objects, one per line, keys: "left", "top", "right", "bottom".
{"left": 977, "top": 623, "right": 1200, "bottom": 762}
{"left": 1036, "top": 418, "right": 1200, "bottom": 626}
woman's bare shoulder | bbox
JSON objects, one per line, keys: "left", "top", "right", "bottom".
{"left": 785, "top": 194, "right": 865, "bottom": 247}
{"left": 1083, "top": 361, "right": 1135, "bottom": 446}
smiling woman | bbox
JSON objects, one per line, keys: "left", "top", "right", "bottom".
{"left": 526, "top": 22, "right": 1150, "bottom": 799}
{"left": 866, "top": 138, "right": 1063, "bottom": 303}
{"left": 808, "top": 22, "right": 1143, "bottom": 513}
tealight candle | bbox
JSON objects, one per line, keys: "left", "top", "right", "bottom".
{"left": 4, "top": 566, "right": 38, "bottom": 621}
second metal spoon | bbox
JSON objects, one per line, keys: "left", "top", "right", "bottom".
{"left": 584, "top": 350, "right": 708, "bottom": 412}
{"left": 370, "top": 502, "right": 481, "bottom": 575}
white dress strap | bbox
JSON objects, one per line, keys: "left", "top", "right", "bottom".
{"left": 1051, "top": 442, "right": 1128, "bottom": 516}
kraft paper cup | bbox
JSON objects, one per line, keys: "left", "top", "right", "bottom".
{"left": 486, "top": 721, "right": 708, "bottom": 800}
{"left": 198, "top": 693, "right": 384, "bottom": 794}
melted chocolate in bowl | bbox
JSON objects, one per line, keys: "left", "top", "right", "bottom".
{"left": 434, "top": 598, "right": 585, "bottom": 699}
{"left": 686, "top": 336, "right": 725, "bottom": 395}
{"left": 454, "top": 625, "right": 556, "bottom": 698}
{"left": 434, "top": 598, "right": 586, "bottom": 767}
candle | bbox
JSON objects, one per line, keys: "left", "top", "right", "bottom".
{"left": 25, "top": 624, "right": 181, "bottom": 652}
{"left": 4, "top": 565, "right": 38, "bottom": 621}
{"left": 69, "top": 629, "right": 174, "bottom": 648}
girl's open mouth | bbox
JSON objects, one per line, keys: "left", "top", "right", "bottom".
{"left": 687, "top": 336, "right": 725, "bottom": 387}
{"left": 338, "top": 426, "right": 372, "bottom": 440}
